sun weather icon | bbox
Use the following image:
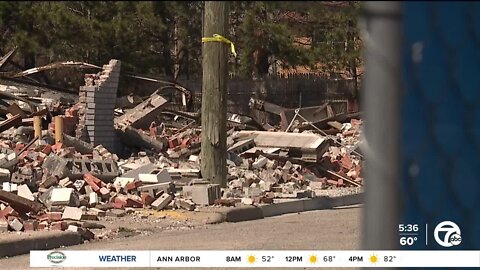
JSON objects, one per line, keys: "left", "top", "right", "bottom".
{"left": 369, "top": 254, "right": 378, "bottom": 264}
{"left": 247, "top": 255, "right": 256, "bottom": 264}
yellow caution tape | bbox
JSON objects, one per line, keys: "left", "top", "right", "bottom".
{"left": 202, "top": 34, "right": 237, "bottom": 57}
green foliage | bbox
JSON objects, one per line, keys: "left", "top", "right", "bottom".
{"left": 0, "top": 1, "right": 361, "bottom": 81}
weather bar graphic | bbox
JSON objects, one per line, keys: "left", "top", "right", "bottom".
{"left": 30, "top": 250, "right": 480, "bottom": 268}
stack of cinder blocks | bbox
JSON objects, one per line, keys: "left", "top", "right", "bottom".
{"left": 76, "top": 59, "right": 121, "bottom": 152}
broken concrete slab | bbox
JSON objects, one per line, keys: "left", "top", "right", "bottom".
{"left": 122, "top": 162, "right": 155, "bottom": 179}
{"left": 138, "top": 169, "right": 171, "bottom": 184}
{"left": 115, "top": 92, "right": 168, "bottom": 129}
{"left": 17, "top": 184, "right": 34, "bottom": 201}
{"left": 42, "top": 156, "right": 68, "bottom": 179}
{"left": 236, "top": 131, "right": 330, "bottom": 162}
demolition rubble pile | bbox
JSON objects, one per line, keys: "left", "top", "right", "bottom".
{"left": 0, "top": 58, "right": 363, "bottom": 237}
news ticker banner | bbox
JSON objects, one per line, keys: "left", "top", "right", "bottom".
{"left": 31, "top": 250, "right": 480, "bottom": 268}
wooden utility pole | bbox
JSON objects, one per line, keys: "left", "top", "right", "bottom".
{"left": 201, "top": 1, "right": 228, "bottom": 187}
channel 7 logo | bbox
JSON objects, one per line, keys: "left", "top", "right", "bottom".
{"left": 434, "top": 221, "right": 462, "bottom": 248}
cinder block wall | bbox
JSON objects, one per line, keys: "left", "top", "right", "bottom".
{"left": 76, "top": 60, "right": 121, "bottom": 152}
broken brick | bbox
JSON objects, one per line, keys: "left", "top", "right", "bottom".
{"left": 50, "top": 221, "right": 67, "bottom": 231}
{"left": 0, "top": 217, "right": 8, "bottom": 232}
{"left": 141, "top": 193, "right": 155, "bottom": 206}
{"left": 38, "top": 212, "right": 63, "bottom": 222}
{"left": 23, "top": 220, "right": 39, "bottom": 231}
{"left": 0, "top": 206, "right": 19, "bottom": 219}
{"left": 83, "top": 173, "right": 100, "bottom": 192}
{"left": 124, "top": 180, "right": 142, "bottom": 192}
{"left": 37, "top": 221, "right": 48, "bottom": 230}
{"left": 42, "top": 144, "right": 52, "bottom": 155}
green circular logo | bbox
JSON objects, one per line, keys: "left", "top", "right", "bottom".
{"left": 47, "top": 251, "right": 67, "bottom": 264}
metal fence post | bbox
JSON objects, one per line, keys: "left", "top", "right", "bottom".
{"left": 361, "top": 1, "right": 403, "bottom": 252}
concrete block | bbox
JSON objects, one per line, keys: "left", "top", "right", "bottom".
{"left": 17, "top": 184, "right": 34, "bottom": 201}
{"left": 51, "top": 188, "right": 79, "bottom": 207}
{"left": 84, "top": 185, "right": 93, "bottom": 196}
{"left": 241, "top": 197, "right": 254, "bottom": 205}
{"left": 8, "top": 217, "right": 23, "bottom": 231}
{"left": 0, "top": 168, "right": 10, "bottom": 183}
{"left": 67, "top": 225, "right": 79, "bottom": 232}
{"left": 139, "top": 169, "right": 171, "bottom": 184}
{"left": 89, "top": 192, "right": 99, "bottom": 206}
{"left": 188, "top": 155, "right": 199, "bottom": 163}
{"left": 151, "top": 193, "right": 172, "bottom": 211}
{"left": 138, "top": 182, "right": 172, "bottom": 197}
{"left": 62, "top": 206, "right": 83, "bottom": 220}
{"left": 2, "top": 182, "right": 17, "bottom": 192}
{"left": 175, "top": 198, "right": 195, "bottom": 211}
{"left": 252, "top": 156, "right": 268, "bottom": 169}
{"left": 182, "top": 184, "right": 220, "bottom": 206}
{"left": 113, "top": 177, "right": 135, "bottom": 188}
{"left": 89, "top": 208, "right": 106, "bottom": 217}
{"left": 86, "top": 125, "right": 114, "bottom": 132}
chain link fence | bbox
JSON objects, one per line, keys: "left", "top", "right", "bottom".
{"left": 362, "top": 1, "right": 480, "bottom": 256}
{"left": 400, "top": 2, "right": 480, "bottom": 251}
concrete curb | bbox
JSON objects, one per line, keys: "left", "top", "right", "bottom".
{"left": 0, "top": 231, "right": 82, "bottom": 258}
{"left": 218, "top": 193, "right": 363, "bottom": 223}
{"left": 0, "top": 194, "right": 362, "bottom": 258}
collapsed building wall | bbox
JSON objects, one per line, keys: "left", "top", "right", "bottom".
{"left": 76, "top": 60, "right": 121, "bottom": 152}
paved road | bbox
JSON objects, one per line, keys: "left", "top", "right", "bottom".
{"left": 1, "top": 206, "right": 361, "bottom": 270}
